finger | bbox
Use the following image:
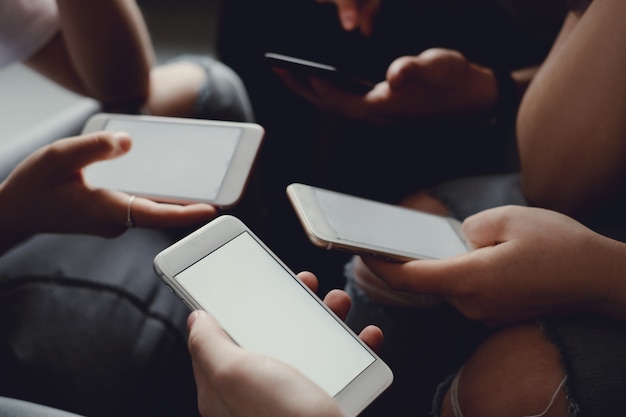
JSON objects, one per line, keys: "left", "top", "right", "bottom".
{"left": 127, "top": 197, "right": 218, "bottom": 229}
{"left": 364, "top": 256, "right": 468, "bottom": 296}
{"left": 358, "top": 325, "right": 384, "bottom": 352}
{"left": 336, "top": 0, "right": 359, "bottom": 31}
{"left": 323, "top": 289, "right": 352, "bottom": 321}
{"left": 358, "top": 0, "right": 380, "bottom": 36}
{"left": 47, "top": 131, "right": 132, "bottom": 174}
{"left": 399, "top": 191, "right": 450, "bottom": 216}
{"left": 187, "top": 311, "right": 234, "bottom": 417}
{"left": 297, "top": 271, "right": 319, "bottom": 294}
{"left": 187, "top": 310, "right": 240, "bottom": 371}
{"left": 386, "top": 56, "right": 423, "bottom": 90}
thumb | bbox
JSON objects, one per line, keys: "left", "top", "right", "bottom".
{"left": 187, "top": 311, "right": 239, "bottom": 370}
{"left": 336, "top": 0, "right": 359, "bottom": 31}
{"left": 50, "top": 131, "right": 132, "bottom": 174}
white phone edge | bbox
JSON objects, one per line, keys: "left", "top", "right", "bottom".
{"left": 82, "top": 113, "right": 265, "bottom": 208}
{"left": 286, "top": 182, "right": 471, "bottom": 261}
{"left": 152, "top": 215, "right": 393, "bottom": 417}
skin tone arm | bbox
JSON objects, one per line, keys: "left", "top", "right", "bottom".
{"left": 0, "top": 132, "right": 217, "bottom": 257}
{"left": 363, "top": 205, "right": 626, "bottom": 326}
{"left": 187, "top": 271, "right": 383, "bottom": 417}
{"left": 517, "top": 0, "right": 626, "bottom": 215}
{"left": 25, "top": 0, "right": 154, "bottom": 109}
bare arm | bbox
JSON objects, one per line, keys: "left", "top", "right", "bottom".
{"left": 25, "top": 0, "right": 154, "bottom": 109}
{"left": 517, "top": 0, "right": 626, "bottom": 215}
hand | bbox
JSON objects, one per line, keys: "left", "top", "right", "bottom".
{"left": 0, "top": 132, "right": 217, "bottom": 243}
{"left": 316, "top": 0, "right": 381, "bottom": 37}
{"left": 274, "top": 48, "right": 498, "bottom": 125}
{"left": 187, "top": 271, "right": 383, "bottom": 417}
{"left": 364, "top": 205, "right": 626, "bottom": 326}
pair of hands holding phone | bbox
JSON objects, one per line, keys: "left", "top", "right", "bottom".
{"left": 187, "top": 271, "right": 383, "bottom": 417}
{"left": 0, "top": 132, "right": 217, "bottom": 255}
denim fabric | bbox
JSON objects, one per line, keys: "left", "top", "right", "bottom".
{"left": 540, "top": 315, "right": 626, "bottom": 417}
{"left": 167, "top": 54, "right": 255, "bottom": 123}
{"left": 344, "top": 272, "right": 491, "bottom": 417}
{"left": 0, "top": 229, "right": 199, "bottom": 417}
{"left": 431, "top": 173, "right": 527, "bottom": 220}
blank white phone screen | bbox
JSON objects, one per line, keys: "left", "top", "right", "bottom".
{"left": 314, "top": 189, "right": 468, "bottom": 259}
{"left": 175, "top": 231, "right": 375, "bottom": 396}
{"left": 85, "top": 119, "right": 241, "bottom": 201}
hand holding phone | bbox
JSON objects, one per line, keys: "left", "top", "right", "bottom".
{"left": 153, "top": 215, "right": 393, "bottom": 417}
{"left": 82, "top": 113, "right": 264, "bottom": 208}
{"left": 287, "top": 183, "right": 472, "bottom": 261}
{"left": 187, "top": 310, "right": 348, "bottom": 417}
{"left": 265, "top": 52, "right": 376, "bottom": 95}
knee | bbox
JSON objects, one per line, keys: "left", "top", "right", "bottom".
{"left": 438, "top": 323, "right": 571, "bottom": 417}
{"left": 203, "top": 58, "right": 255, "bottom": 122}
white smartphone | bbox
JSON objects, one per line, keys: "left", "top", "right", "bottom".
{"left": 287, "top": 183, "right": 472, "bottom": 261}
{"left": 153, "top": 215, "right": 393, "bottom": 417}
{"left": 81, "top": 113, "right": 264, "bottom": 208}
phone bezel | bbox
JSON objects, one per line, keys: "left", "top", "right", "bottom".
{"left": 82, "top": 113, "right": 265, "bottom": 208}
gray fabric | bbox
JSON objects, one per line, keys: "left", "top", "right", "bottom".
{"left": 0, "top": 228, "right": 199, "bottom": 417}
{"left": 432, "top": 173, "right": 527, "bottom": 220}
{"left": 167, "top": 54, "right": 255, "bottom": 123}
{"left": 540, "top": 315, "right": 626, "bottom": 417}
{"left": 0, "top": 228, "right": 186, "bottom": 320}
{"left": 0, "top": 397, "right": 82, "bottom": 417}
{"left": 344, "top": 276, "right": 491, "bottom": 417}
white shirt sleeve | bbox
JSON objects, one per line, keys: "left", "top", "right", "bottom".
{"left": 0, "top": 0, "right": 59, "bottom": 69}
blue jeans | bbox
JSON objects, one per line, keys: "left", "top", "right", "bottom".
{"left": 0, "top": 229, "right": 199, "bottom": 417}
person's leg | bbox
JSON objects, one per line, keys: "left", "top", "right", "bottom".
{"left": 146, "top": 55, "right": 254, "bottom": 122}
{"left": 436, "top": 324, "right": 571, "bottom": 417}
{"left": 0, "top": 229, "right": 199, "bottom": 417}
{"left": 344, "top": 270, "right": 491, "bottom": 417}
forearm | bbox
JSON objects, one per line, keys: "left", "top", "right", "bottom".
{"left": 27, "top": 0, "right": 154, "bottom": 108}
{"left": 517, "top": 1, "right": 626, "bottom": 214}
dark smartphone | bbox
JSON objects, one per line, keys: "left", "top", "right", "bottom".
{"left": 264, "top": 52, "right": 375, "bottom": 95}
